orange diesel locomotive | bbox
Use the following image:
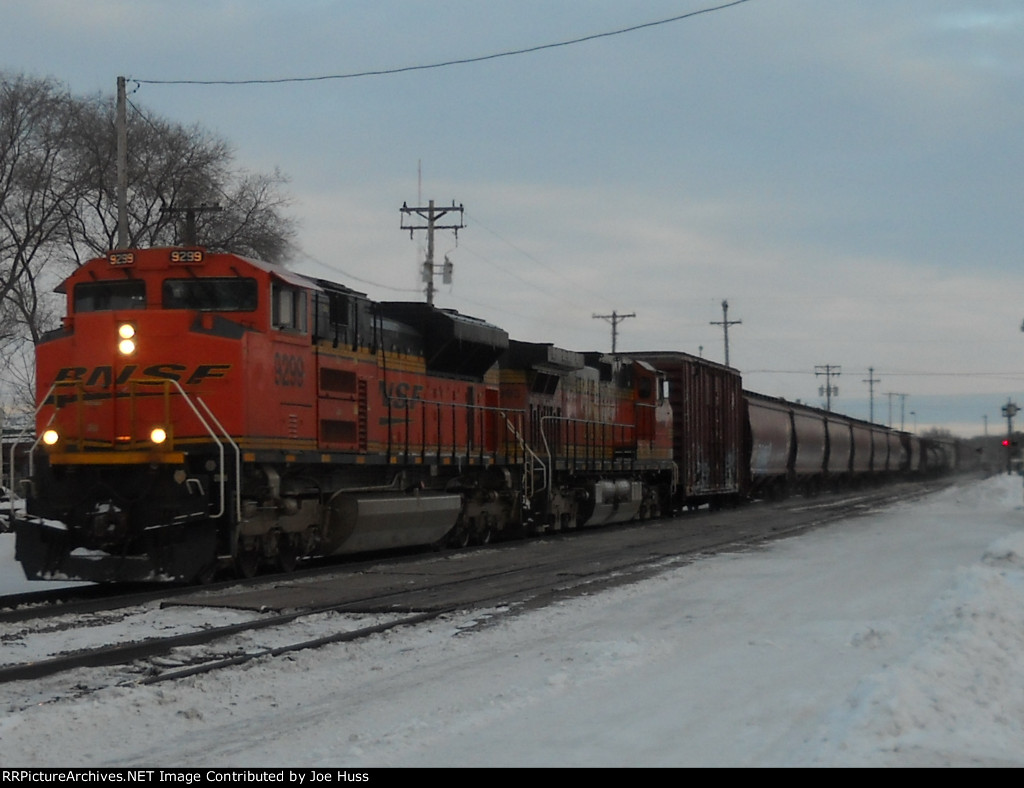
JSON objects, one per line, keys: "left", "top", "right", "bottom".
{"left": 14, "top": 247, "right": 676, "bottom": 582}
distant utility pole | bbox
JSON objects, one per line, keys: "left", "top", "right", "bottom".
{"left": 815, "top": 365, "right": 841, "bottom": 412}
{"left": 884, "top": 392, "right": 909, "bottom": 430}
{"left": 400, "top": 199, "right": 465, "bottom": 305}
{"left": 593, "top": 311, "right": 636, "bottom": 354}
{"left": 710, "top": 300, "right": 741, "bottom": 367}
{"left": 862, "top": 367, "right": 880, "bottom": 423}
{"left": 161, "top": 203, "right": 223, "bottom": 246}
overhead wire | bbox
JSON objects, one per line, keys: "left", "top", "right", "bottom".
{"left": 122, "top": 1, "right": 756, "bottom": 321}
{"left": 129, "top": 1, "right": 754, "bottom": 86}
{"left": 292, "top": 247, "right": 422, "bottom": 295}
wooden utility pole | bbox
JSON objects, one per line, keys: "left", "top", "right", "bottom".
{"left": 815, "top": 365, "right": 841, "bottom": 412}
{"left": 884, "top": 392, "right": 909, "bottom": 429}
{"left": 710, "top": 300, "right": 741, "bottom": 366}
{"left": 116, "top": 76, "right": 128, "bottom": 249}
{"left": 592, "top": 310, "right": 636, "bottom": 354}
{"left": 400, "top": 200, "right": 465, "bottom": 305}
{"left": 862, "top": 367, "right": 881, "bottom": 422}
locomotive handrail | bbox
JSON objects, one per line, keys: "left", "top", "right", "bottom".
{"left": 8, "top": 382, "right": 58, "bottom": 503}
{"left": 382, "top": 392, "right": 528, "bottom": 467}
{"left": 502, "top": 411, "right": 546, "bottom": 500}
{"left": 539, "top": 414, "right": 635, "bottom": 494}
{"left": 165, "top": 379, "right": 236, "bottom": 522}
{"left": 195, "top": 394, "right": 243, "bottom": 523}
{"left": 5, "top": 380, "right": 58, "bottom": 515}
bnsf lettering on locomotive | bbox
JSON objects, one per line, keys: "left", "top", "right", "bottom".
{"left": 55, "top": 367, "right": 87, "bottom": 383}
{"left": 54, "top": 363, "right": 230, "bottom": 385}
{"left": 186, "top": 364, "right": 229, "bottom": 384}
{"left": 145, "top": 363, "right": 189, "bottom": 381}
{"left": 273, "top": 353, "right": 305, "bottom": 387}
{"left": 379, "top": 381, "right": 424, "bottom": 409}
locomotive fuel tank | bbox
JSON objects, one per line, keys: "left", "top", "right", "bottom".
{"left": 324, "top": 491, "right": 462, "bottom": 554}
{"left": 583, "top": 479, "right": 645, "bottom": 526}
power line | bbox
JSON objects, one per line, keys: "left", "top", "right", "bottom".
{"left": 746, "top": 369, "right": 1024, "bottom": 379}
{"left": 463, "top": 211, "right": 615, "bottom": 312}
{"left": 130, "top": 1, "right": 754, "bottom": 86}
{"left": 293, "top": 248, "right": 421, "bottom": 295}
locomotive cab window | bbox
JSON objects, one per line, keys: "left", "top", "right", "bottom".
{"left": 74, "top": 280, "right": 146, "bottom": 313}
{"left": 272, "top": 282, "right": 308, "bottom": 333}
{"left": 162, "top": 277, "right": 258, "bottom": 311}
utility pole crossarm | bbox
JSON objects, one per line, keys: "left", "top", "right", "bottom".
{"left": 815, "top": 364, "right": 841, "bottom": 412}
{"left": 400, "top": 199, "right": 465, "bottom": 305}
{"left": 161, "top": 203, "right": 223, "bottom": 246}
{"left": 400, "top": 201, "right": 466, "bottom": 233}
{"left": 593, "top": 311, "right": 636, "bottom": 354}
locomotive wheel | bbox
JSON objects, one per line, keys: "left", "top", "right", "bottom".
{"left": 472, "top": 524, "right": 492, "bottom": 546}
{"left": 194, "top": 559, "right": 219, "bottom": 585}
{"left": 276, "top": 534, "right": 300, "bottom": 573}
{"left": 236, "top": 547, "right": 260, "bottom": 579}
{"left": 449, "top": 527, "right": 471, "bottom": 549}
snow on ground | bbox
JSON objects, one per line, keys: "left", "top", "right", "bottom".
{"left": 2, "top": 474, "right": 1024, "bottom": 767}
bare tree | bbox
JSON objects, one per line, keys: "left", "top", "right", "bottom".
{"left": 0, "top": 72, "right": 298, "bottom": 414}
{"left": 60, "top": 90, "right": 296, "bottom": 265}
{"left": 0, "top": 75, "right": 88, "bottom": 413}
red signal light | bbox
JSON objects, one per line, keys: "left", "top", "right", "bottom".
{"left": 1003, "top": 440, "right": 1011, "bottom": 447}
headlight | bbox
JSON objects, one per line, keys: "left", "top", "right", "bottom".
{"left": 150, "top": 427, "right": 168, "bottom": 445}
{"left": 118, "top": 323, "right": 136, "bottom": 355}
{"left": 42, "top": 429, "right": 59, "bottom": 446}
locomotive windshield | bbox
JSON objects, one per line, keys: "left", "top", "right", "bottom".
{"left": 162, "top": 277, "right": 258, "bottom": 311}
{"left": 74, "top": 280, "right": 146, "bottom": 312}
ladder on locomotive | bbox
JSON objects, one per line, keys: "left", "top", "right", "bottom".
{"left": 503, "top": 413, "right": 546, "bottom": 501}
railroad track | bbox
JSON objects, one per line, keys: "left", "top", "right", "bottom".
{"left": 0, "top": 478, "right": 955, "bottom": 698}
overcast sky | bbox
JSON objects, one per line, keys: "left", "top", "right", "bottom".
{"left": 3, "top": 0, "right": 1024, "bottom": 436}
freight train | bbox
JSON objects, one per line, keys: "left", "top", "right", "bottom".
{"left": 12, "top": 247, "right": 957, "bottom": 583}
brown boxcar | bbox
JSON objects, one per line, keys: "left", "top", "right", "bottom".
{"left": 631, "top": 352, "right": 743, "bottom": 507}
